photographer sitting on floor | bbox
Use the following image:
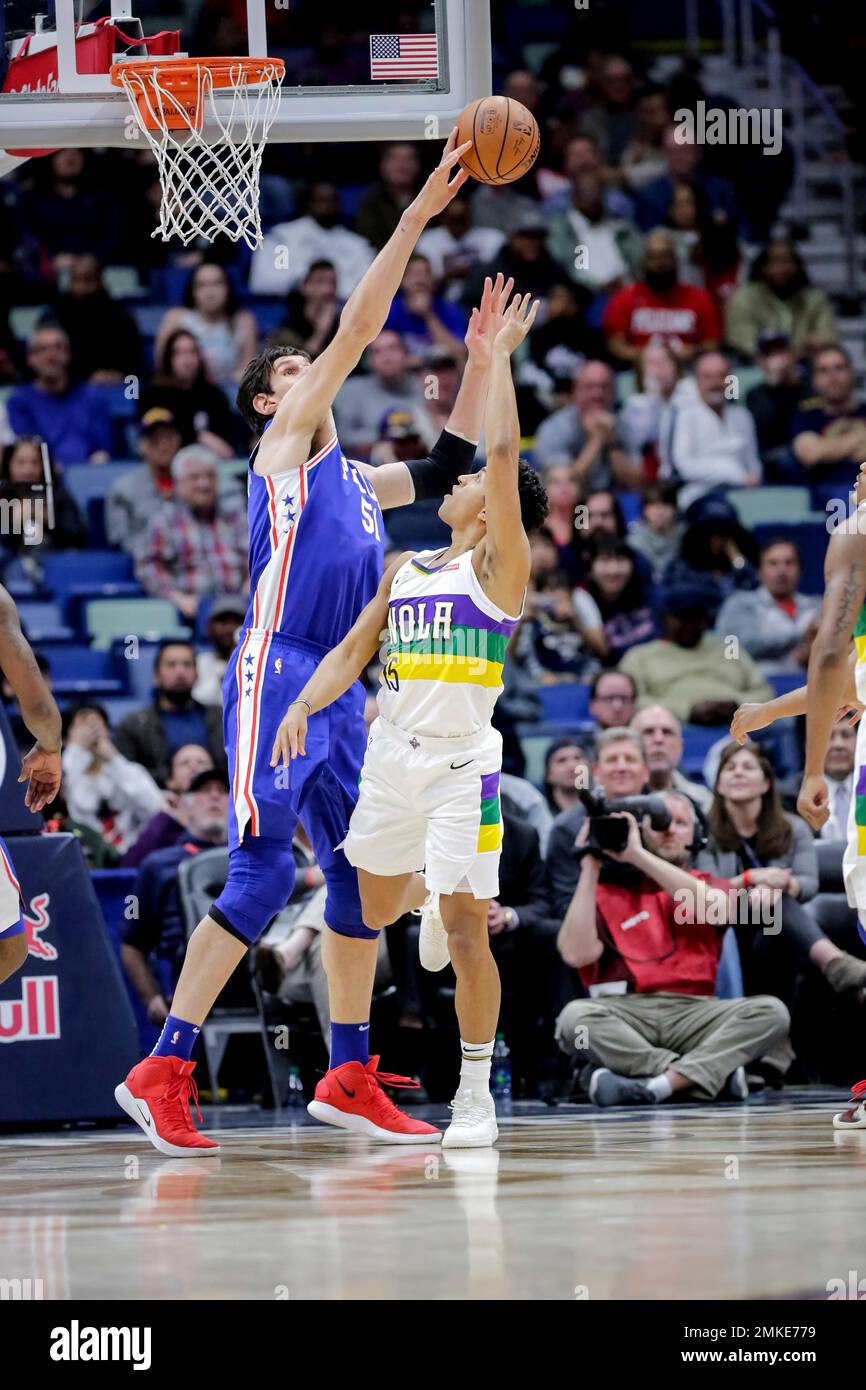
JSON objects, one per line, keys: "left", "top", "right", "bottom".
{"left": 555, "top": 792, "right": 790, "bottom": 1107}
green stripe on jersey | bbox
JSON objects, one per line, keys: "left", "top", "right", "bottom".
{"left": 388, "top": 624, "right": 508, "bottom": 664}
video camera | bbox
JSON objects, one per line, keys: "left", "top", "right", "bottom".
{"left": 577, "top": 788, "right": 672, "bottom": 856}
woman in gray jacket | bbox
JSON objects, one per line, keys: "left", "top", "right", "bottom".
{"left": 698, "top": 741, "right": 866, "bottom": 1004}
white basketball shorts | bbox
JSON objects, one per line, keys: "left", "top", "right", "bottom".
{"left": 342, "top": 717, "right": 504, "bottom": 899}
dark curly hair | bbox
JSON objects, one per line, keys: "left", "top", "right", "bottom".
{"left": 236, "top": 345, "right": 312, "bottom": 433}
{"left": 517, "top": 459, "right": 550, "bottom": 534}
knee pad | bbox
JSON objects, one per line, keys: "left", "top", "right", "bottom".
{"left": 322, "top": 862, "right": 378, "bottom": 940}
{"left": 211, "top": 837, "right": 297, "bottom": 945}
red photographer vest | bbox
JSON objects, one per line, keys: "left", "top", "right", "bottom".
{"left": 584, "top": 872, "right": 728, "bottom": 996}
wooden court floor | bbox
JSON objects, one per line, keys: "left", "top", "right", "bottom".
{"left": 1, "top": 1092, "right": 863, "bottom": 1301}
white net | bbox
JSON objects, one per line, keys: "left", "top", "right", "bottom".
{"left": 114, "top": 59, "right": 284, "bottom": 249}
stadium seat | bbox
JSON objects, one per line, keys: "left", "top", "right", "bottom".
{"left": 30, "top": 644, "right": 123, "bottom": 698}
{"left": 18, "top": 600, "right": 74, "bottom": 643}
{"left": 537, "top": 683, "right": 591, "bottom": 723}
{"left": 40, "top": 550, "right": 134, "bottom": 596}
{"left": 726, "top": 486, "right": 812, "bottom": 528}
{"left": 768, "top": 671, "right": 805, "bottom": 697}
{"left": 85, "top": 598, "right": 189, "bottom": 650}
{"left": 64, "top": 463, "right": 139, "bottom": 515}
{"left": 680, "top": 724, "right": 723, "bottom": 780}
{"left": 63, "top": 583, "right": 145, "bottom": 634}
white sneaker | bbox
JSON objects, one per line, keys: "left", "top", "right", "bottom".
{"left": 418, "top": 892, "right": 450, "bottom": 972}
{"left": 442, "top": 1089, "right": 499, "bottom": 1149}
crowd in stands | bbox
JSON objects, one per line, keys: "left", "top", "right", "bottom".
{"left": 1, "top": 34, "right": 864, "bottom": 1104}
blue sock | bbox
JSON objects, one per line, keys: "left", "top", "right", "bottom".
{"left": 330, "top": 1021, "right": 370, "bottom": 1069}
{"left": 151, "top": 1014, "right": 201, "bottom": 1061}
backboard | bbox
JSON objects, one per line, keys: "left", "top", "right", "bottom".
{"left": 0, "top": 0, "right": 491, "bottom": 161}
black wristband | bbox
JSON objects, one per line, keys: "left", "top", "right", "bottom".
{"left": 406, "top": 428, "right": 478, "bottom": 501}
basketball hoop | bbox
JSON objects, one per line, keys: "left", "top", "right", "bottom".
{"left": 110, "top": 55, "right": 285, "bottom": 248}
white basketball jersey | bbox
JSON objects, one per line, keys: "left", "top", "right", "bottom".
{"left": 377, "top": 547, "right": 522, "bottom": 738}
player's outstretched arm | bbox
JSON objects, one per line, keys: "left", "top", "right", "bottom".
{"left": 360, "top": 274, "right": 514, "bottom": 511}
{"left": 261, "top": 132, "right": 470, "bottom": 458}
{"left": 0, "top": 584, "right": 62, "bottom": 811}
{"left": 731, "top": 648, "right": 861, "bottom": 745}
{"left": 270, "top": 552, "right": 412, "bottom": 767}
{"left": 799, "top": 525, "right": 866, "bottom": 829}
{"left": 477, "top": 293, "right": 538, "bottom": 614}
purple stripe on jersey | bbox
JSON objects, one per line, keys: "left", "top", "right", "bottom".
{"left": 388, "top": 592, "right": 518, "bottom": 635}
{"left": 858, "top": 766, "right": 866, "bottom": 796}
{"left": 480, "top": 772, "right": 500, "bottom": 799}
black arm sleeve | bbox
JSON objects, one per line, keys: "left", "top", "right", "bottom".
{"left": 405, "top": 428, "right": 478, "bottom": 501}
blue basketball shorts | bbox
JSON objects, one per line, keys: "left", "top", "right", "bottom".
{"left": 212, "top": 631, "right": 374, "bottom": 944}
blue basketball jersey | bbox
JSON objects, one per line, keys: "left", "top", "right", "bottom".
{"left": 223, "top": 430, "right": 384, "bottom": 852}
{"left": 242, "top": 431, "right": 384, "bottom": 645}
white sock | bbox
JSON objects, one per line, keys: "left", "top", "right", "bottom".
{"left": 459, "top": 1038, "right": 494, "bottom": 1098}
{"left": 646, "top": 1074, "right": 673, "bottom": 1101}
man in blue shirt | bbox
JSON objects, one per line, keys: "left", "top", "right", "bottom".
{"left": 7, "top": 324, "right": 113, "bottom": 465}
{"left": 791, "top": 344, "right": 866, "bottom": 509}
{"left": 113, "top": 640, "right": 225, "bottom": 786}
{"left": 384, "top": 253, "right": 468, "bottom": 360}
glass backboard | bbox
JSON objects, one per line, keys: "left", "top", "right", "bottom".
{"left": 0, "top": 0, "right": 490, "bottom": 155}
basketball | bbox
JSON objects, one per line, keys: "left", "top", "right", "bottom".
{"left": 455, "top": 95, "right": 540, "bottom": 185}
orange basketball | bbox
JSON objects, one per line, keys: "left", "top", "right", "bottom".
{"left": 455, "top": 95, "right": 540, "bottom": 185}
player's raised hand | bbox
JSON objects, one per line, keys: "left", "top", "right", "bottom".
{"left": 797, "top": 773, "right": 830, "bottom": 831}
{"left": 411, "top": 126, "right": 472, "bottom": 222}
{"left": 465, "top": 273, "right": 516, "bottom": 367}
{"left": 270, "top": 702, "right": 309, "bottom": 768}
{"left": 19, "top": 742, "right": 61, "bottom": 813}
{"left": 492, "top": 292, "right": 540, "bottom": 355}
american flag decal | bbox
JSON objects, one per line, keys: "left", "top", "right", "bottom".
{"left": 370, "top": 33, "right": 439, "bottom": 81}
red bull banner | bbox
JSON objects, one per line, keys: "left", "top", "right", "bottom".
{"left": 0, "top": 834, "right": 139, "bottom": 1124}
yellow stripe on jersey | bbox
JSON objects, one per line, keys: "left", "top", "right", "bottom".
{"left": 856, "top": 633, "right": 866, "bottom": 665}
{"left": 858, "top": 825, "right": 866, "bottom": 857}
{"left": 389, "top": 652, "right": 504, "bottom": 688}
{"left": 477, "top": 822, "right": 503, "bottom": 853}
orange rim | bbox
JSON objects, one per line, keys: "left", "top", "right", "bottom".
{"left": 110, "top": 55, "right": 285, "bottom": 131}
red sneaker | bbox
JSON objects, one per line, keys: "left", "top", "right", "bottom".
{"left": 115, "top": 1056, "right": 220, "bottom": 1156}
{"left": 834, "top": 1078, "right": 866, "bottom": 1129}
{"left": 308, "top": 1056, "right": 442, "bottom": 1144}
